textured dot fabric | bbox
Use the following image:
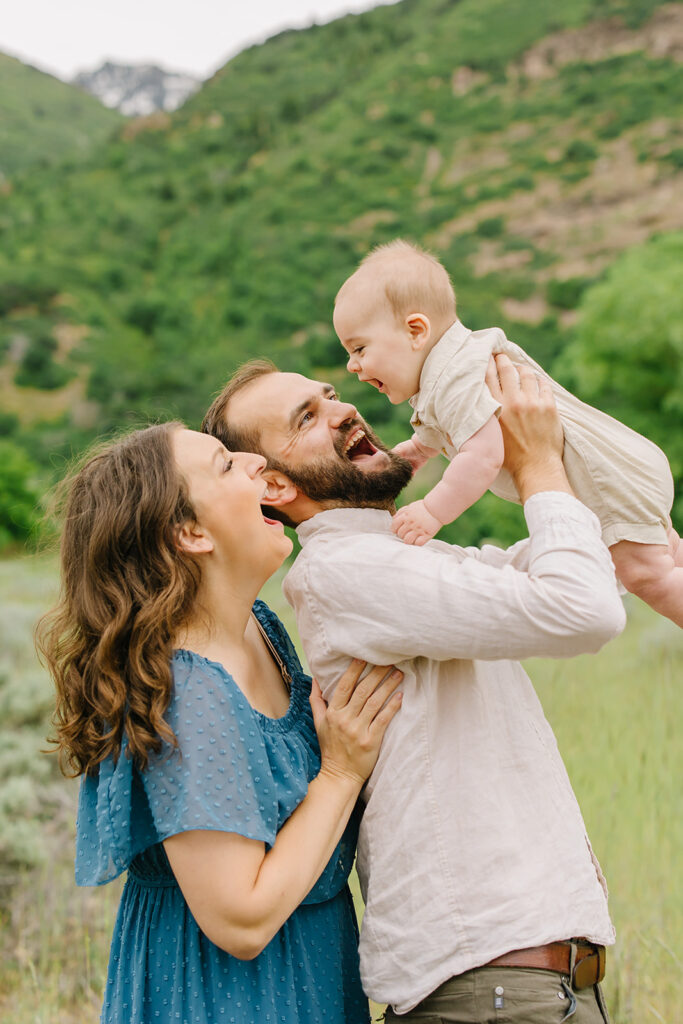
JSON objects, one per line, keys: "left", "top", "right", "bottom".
{"left": 75, "top": 601, "right": 368, "bottom": 1024}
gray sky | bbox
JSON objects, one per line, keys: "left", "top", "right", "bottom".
{"left": 1, "top": 0, "right": 399, "bottom": 81}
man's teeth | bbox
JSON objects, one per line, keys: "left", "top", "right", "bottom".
{"left": 343, "top": 428, "right": 365, "bottom": 455}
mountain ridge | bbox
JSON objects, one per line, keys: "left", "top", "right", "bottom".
{"left": 72, "top": 61, "right": 201, "bottom": 116}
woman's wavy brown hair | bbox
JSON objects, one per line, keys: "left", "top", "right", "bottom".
{"left": 37, "top": 423, "right": 200, "bottom": 777}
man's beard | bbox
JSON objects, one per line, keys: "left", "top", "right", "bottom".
{"left": 270, "top": 420, "right": 413, "bottom": 509}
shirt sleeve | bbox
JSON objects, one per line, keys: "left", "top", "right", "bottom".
{"left": 301, "top": 494, "right": 625, "bottom": 665}
{"left": 141, "top": 652, "right": 279, "bottom": 846}
{"left": 427, "top": 335, "right": 501, "bottom": 453}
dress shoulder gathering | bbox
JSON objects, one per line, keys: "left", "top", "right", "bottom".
{"left": 75, "top": 601, "right": 368, "bottom": 1024}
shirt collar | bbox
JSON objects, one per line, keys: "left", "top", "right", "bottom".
{"left": 296, "top": 507, "right": 394, "bottom": 546}
{"left": 409, "top": 319, "right": 472, "bottom": 409}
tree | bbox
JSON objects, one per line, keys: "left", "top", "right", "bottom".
{"left": 0, "top": 441, "right": 42, "bottom": 549}
{"left": 559, "top": 232, "right": 683, "bottom": 527}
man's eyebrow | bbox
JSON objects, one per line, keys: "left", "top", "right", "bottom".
{"left": 288, "top": 383, "right": 335, "bottom": 431}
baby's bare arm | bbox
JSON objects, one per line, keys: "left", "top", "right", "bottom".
{"left": 392, "top": 417, "right": 502, "bottom": 545}
{"left": 391, "top": 435, "right": 439, "bottom": 474}
{"left": 423, "top": 416, "right": 503, "bottom": 524}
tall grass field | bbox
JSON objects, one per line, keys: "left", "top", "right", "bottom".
{"left": 0, "top": 554, "right": 680, "bottom": 1023}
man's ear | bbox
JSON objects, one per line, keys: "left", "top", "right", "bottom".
{"left": 175, "top": 520, "right": 214, "bottom": 556}
{"left": 262, "top": 469, "right": 298, "bottom": 509}
{"left": 405, "top": 312, "right": 432, "bottom": 350}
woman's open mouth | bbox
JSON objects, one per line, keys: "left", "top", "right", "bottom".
{"left": 342, "top": 427, "right": 379, "bottom": 463}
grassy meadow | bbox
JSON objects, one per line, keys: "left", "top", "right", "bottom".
{"left": 0, "top": 553, "right": 680, "bottom": 1023}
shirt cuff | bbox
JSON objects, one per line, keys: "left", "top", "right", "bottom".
{"left": 523, "top": 491, "right": 602, "bottom": 536}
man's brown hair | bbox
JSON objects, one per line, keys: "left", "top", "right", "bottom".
{"left": 201, "top": 358, "right": 277, "bottom": 456}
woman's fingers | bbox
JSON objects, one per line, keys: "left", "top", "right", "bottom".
{"left": 368, "top": 690, "right": 403, "bottom": 736}
{"left": 343, "top": 664, "right": 400, "bottom": 715}
{"left": 358, "top": 669, "right": 404, "bottom": 725}
{"left": 308, "top": 677, "right": 327, "bottom": 733}
{"left": 327, "top": 658, "right": 367, "bottom": 709}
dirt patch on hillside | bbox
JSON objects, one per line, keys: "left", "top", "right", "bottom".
{"left": 501, "top": 295, "right": 549, "bottom": 325}
{"left": 433, "top": 135, "right": 683, "bottom": 279}
{"left": 512, "top": 4, "right": 683, "bottom": 81}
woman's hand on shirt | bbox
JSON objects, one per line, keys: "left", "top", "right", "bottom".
{"left": 163, "top": 661, "right": 402, "bottom": 961}
{"left": 311, "top": 660, "right": 403, "bottom": 784}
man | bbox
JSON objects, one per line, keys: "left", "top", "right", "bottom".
{"left": 202, "top": 354, "right": 625, "bottom": 1023}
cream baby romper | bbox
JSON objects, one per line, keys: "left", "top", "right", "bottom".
{"left": 409, "top": 320, "right": 674, "bottom": 547}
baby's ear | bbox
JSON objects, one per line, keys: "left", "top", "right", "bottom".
{"left": 405, "top": 312, "right": 431, "bottom": 349}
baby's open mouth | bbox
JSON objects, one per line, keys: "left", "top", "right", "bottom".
{"left": 342, "top": 427, "right": 378, "bottom": 462}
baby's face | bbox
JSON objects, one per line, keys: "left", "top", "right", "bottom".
{"left": 334, "top": 294, "right": 425, "bottom": 404}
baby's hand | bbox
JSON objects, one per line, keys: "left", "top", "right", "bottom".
{"left": 391, "top": 441, "right": 425, "bottom": 475}
{"left": 392, "top": 500, "right": 442, "bottom": 546}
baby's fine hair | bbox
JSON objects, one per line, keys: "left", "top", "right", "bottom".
{"left": 351, "top": 238, "right": 457, "bottom": 324}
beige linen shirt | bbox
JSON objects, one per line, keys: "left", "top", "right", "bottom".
{"left": 283, "top": 493, "right": 625, "bottom": 1014}
{"left": 410, "top": 320, "right": 675, "bottom": 548}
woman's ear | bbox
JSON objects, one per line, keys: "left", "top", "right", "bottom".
{"left": 175, "top": 520, "right": 214, "bottom": 556}
{"left": 405, "top": 312, "right": 432, "bottom": 350}
{"left": 262, "top": 469, "right": 298, "bottom": 509}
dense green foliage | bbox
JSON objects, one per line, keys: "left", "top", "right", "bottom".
{"left": 562, "top": 232, "right": 683, "bottom": 523}
{"left": 0, "top": 0, "right": 681, "bottom": 548}
{"left": 0, "top": 441, "right": 41, "bottom": 548}
{"left": 0, "top": 53, "right": 122, "bottom": 178}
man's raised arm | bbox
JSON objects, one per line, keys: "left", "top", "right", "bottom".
{"left": 289, "top": 356, "right": 625, "bottom": 666}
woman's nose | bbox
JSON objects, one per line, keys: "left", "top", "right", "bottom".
{"left": 239, "top": 452, "right": 267, "bottom": 476}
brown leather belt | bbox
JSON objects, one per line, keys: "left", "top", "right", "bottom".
{"left": 486, "top": 941, "right": 606, "bottom": 989}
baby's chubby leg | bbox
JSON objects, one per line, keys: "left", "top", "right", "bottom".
{"left": 668, "top": 525, "right": 683, "bottom": 567}
{"left": 610, "top": 539, "right": 683, "bottom": 627}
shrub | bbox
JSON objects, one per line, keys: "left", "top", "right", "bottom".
{"left": 476, "top": 216, "right": 505, "bottom": 238}
{"left": 0, "top": 441, "right": 42, "bottom": 549}
{"left": 546, "top": 276, "right": 593, "bottom": 310}
{"left": 14, "top": 335, "right": 74, "bottom": 390}
{"left": 563, "top": 139, "right": 597, "bottom": 163}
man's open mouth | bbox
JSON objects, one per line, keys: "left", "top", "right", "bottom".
{"left": 342, "top": 427, "right": 379, "bottom": 463}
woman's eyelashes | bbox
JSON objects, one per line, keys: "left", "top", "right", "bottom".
{"left": 222, "top": 458, "right": 233, "bottom": 473}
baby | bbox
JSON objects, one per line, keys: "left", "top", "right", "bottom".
{"left": 333, "top": 239, "right": 683, "bottom": 627}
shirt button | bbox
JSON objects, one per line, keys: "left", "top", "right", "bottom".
{"left": 495, "top": 986, "right": 504, "bottom": 996}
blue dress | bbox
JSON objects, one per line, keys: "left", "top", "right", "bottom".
{"left": 75, "top": 601, "right": 369, "bottom": 1024}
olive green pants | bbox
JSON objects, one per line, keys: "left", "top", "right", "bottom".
{"left": 383, "top": 967, "right": 610, "bottom": 1024}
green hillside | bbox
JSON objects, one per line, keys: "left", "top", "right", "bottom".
{"left": 1, "top": 0, "right": 682, "bottom": 545}
{"left": 0, "top": 53, "right": 122, "bottom": 178}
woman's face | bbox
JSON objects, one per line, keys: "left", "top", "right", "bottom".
{"left": 172, "top": 428, "right": 292, "bottom": 579}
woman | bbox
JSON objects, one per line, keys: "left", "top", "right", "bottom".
{"left": 39, "top": 422, "right": 402, "bottom": 1024}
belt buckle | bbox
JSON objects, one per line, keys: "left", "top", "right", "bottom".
{"left": 572, "top": 946, "right": 606, "bottom": 990}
